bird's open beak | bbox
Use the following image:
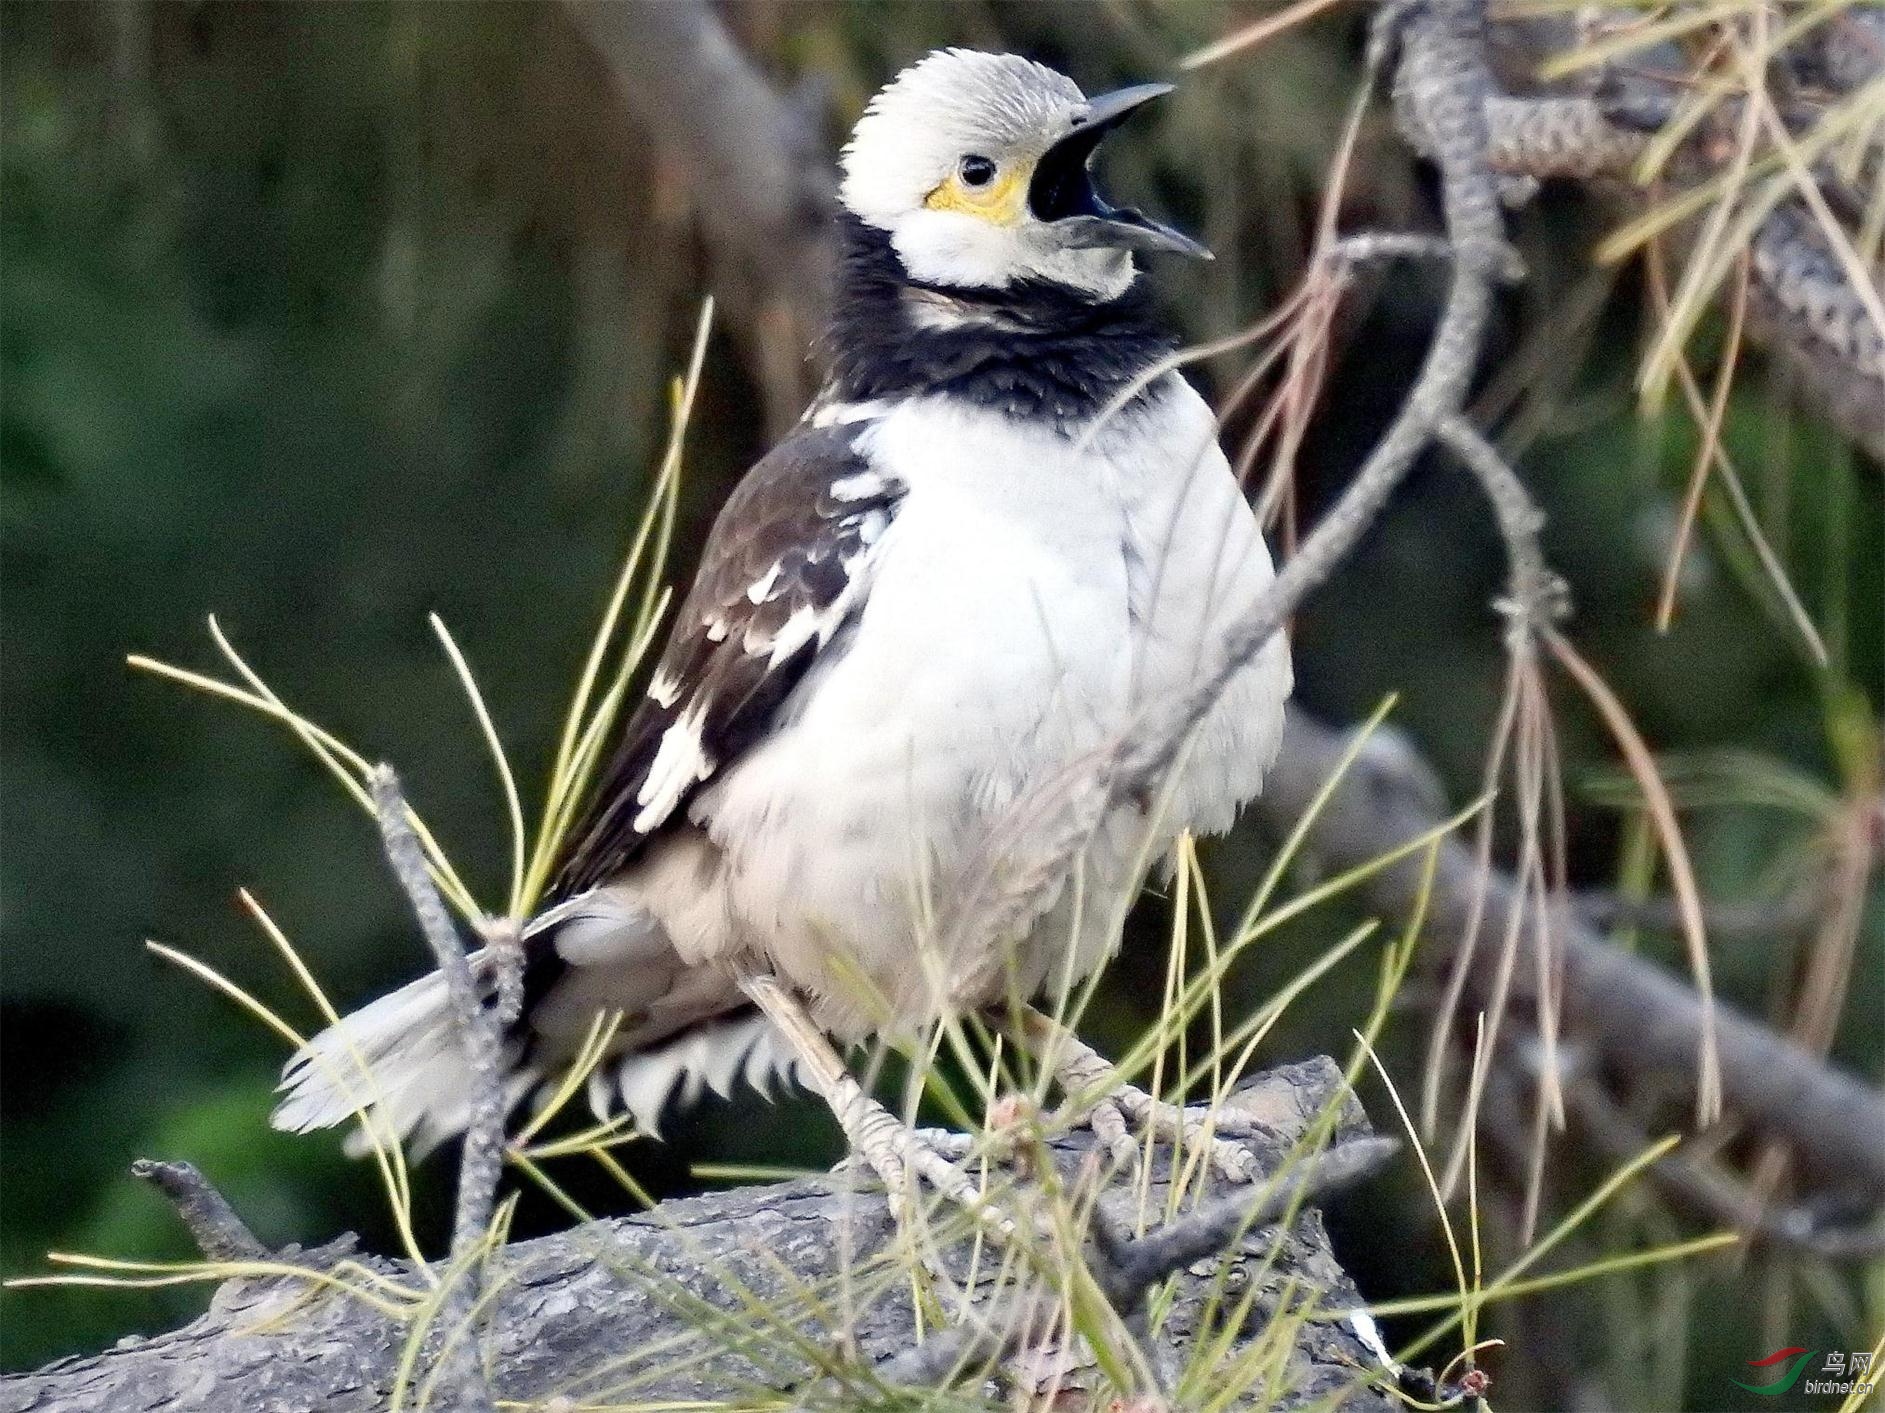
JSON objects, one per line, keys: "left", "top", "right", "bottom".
{"left": 1028, "top": 82, "right": 1212, "bottom": 260}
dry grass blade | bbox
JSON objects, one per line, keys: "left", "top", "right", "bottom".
{"left": 1363, "top": 1232, "right": 1737, "bottom": 1322}
{"left": 521, "top": 302, "right": 711, "bottom": 912}
{"left": 1543, "top": 628, "right": 1721, "bottom": 1124}
{"left": 1436, "top": 648, "right": 1572, "bottom": 1215}
{"left": 1356, "top": 1028, "right": 1474, "bottom": 1368}
{"left": 429, "top": 612, "right": 529, "bottom": 919}
{"left": 233, "top": 890, "right": 426, "bottom": 1267}
{"left": 1243, "top": 79, "right": 1375, "bottom": 523}
{"left": 1837, "top": 1327, "right": 1885, "bottom": 1413}
{"left": 1653, "top": 247, "right": 1749, "bottom": 633}
{"left": 1639, "top": 6, "right": 1771, "bottom": 408}
{"left": 1181, "top": 0, "right": 1351, "bottom": 70}
{"left": 1534, "top": 1, "right": 1751, "bottom": 83}
{"left": 7, "top": 1253, "right": 422, "bottom": 1319}
{"left": 1421, "top": 651, "right": 1522, "bottom": 1144}
{"left": 128, "top": 626, "right": 482, "bottom": 922}
{"left": 1644, "top": 239, "right": 1829, "bottom": 664}
{"left": 1558, "top": 1, "right": 1885, "bottom": 437}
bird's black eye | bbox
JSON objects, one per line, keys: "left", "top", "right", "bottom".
{"left": 958, "top": 155, "right": 998, "bottom": 188}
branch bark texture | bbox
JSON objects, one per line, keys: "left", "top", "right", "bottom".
{"left": 1, "top": 1062, "right": 1395, "bottom": 1413}
{"left": 1257, "top": 712, "right": 1885, "bottom": 1201}
{"left": 1476, "top": 15, "right": 1885, "bottom": 460}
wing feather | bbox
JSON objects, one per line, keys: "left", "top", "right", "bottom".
{"left": 550, "top": 422, "right": 901, "bottom": 899}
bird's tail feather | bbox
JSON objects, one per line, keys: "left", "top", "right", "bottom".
{"left": 272, "top": 958, "right": 800, "bottom": 1155}
{"left": 588, "top": 1010, "right": 803, "bottom": 1138}
{"left": 269, "top": 954, "right": 525, "bottom": 1157}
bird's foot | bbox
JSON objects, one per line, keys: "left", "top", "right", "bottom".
{"left": 736, "top": 970, "right": 1023, "bottom": 1246}
{"left": 833, "top": 1072, "right": 1020, "bottom": 1240}
{"left": 1027, "top": 1012, "right": 1270, "bottom": 1186}
{"left": 1071, "top": 1082, "right": 1270, "bottom": 1185}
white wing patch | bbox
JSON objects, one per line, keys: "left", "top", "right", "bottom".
{"left": 808, "top": 397, "right": 891, "bottom": 429}
{"left": 744, "top": 562, "right": 783, "bottom": 604}
{"left": 752, "top": 602, "right": 820, "bottom": 667}
{"left": 647, "top": 669, "right": 683, "bottom": 708}
{"left": 634, "top": 704, "right": 712, "bottom": 833}
{"left": 830, "top": 470, "right": 889, "bottom": 502}
{"left": 552, "top": 421, "right": 905, "bottom": 896}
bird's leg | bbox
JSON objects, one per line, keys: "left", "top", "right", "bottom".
{"left": 736, "top": 969, "right": 1014, "bottom": 1238}
{"left": 1022, "top": 1008, "right": 1269, "bottom": 1184}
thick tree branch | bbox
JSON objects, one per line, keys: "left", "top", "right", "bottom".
{"left": 2, "top": 1062, "right": 1396, "bottom": 1412}
{"left": 561, "top": 0, "right": 834, "bottom": 432}
{"left": 1254, "top": 712, "right": 1885, "bottom": 1202}
{"left": 864, "top": 1134, "right": 1399, "bottom": 1394}
{"left": 1091, "top": 1136, "right": 1400, "bottom": 1310}
{"left": 369, "top": 770, "right": 504, "bottom": 1271}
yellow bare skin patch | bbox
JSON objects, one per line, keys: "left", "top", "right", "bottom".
{"left": 923, "top": 162, "right": 1032, "bottom": 225}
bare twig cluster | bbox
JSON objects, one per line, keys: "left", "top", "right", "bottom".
{"left": 1254, "top": 711, "right": 1885, "bottom": 1204}
{"left": 1464, "top": 9, "right": 1884, "bottom": 459}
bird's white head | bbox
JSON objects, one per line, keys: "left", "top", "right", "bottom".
{"left": 839, "top": 49, "right": 1208, "bottom": 301}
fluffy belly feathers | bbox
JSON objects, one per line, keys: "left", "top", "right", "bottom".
{"left": 693, "top": 387, "right": 1290, "bottom": 1032}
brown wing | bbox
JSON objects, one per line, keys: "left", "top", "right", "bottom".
{"left": 549, "top": 421, "right": 902, "bottom": 900}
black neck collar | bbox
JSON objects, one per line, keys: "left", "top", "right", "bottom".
{"left": 818, "top": 214, "right": 1177, "bottom": 429}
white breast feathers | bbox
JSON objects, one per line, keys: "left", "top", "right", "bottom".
{"left": 691, "top": 380, "right": 1290, "bottom": 1035}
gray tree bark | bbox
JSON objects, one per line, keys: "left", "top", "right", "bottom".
{"left": 2, "top": 1059, "right": 1400, "bottom": 1413}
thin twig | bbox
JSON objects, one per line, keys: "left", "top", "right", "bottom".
{"left": 1416, "top": 414, "right": 1573, "bottom": 1217}
{"left": 938, "top": 0, "right": 1518, "bottom": 965}
{"left": 130, "top": 1159, "right": 267, "bottom": 1263}
{"left": 1120, "top": 0, "right": 1515, "bottom": 791}
{"left": 1435, "top": 414, "right": 1571, "bottom": 637}
{"left": 1434, "top": 299, "right": 1728, "bottom": 1142}
{"left": 369, "top": 765, "right": 505, "bottom": 1413}
{"left": 1091, "top": 1136, "right": 1399, "bottom": 1309}
{"left": 867, "top": 1290, "right": 1044, "bottom": 1390}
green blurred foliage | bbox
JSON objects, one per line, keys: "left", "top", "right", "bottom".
{"left": 2, "top": 2, "right": 1878, "bottom": 1403}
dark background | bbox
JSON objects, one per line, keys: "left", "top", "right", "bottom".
{"left": 3, "top": 4, "right": 1879, "bottom": 1407}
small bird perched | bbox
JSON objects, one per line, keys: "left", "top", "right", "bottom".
{"left": 276, "top": 49, "right": 1291, "bottom": 1194}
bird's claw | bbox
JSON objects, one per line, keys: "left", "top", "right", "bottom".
{"left": 843, "top": 1120, "right": 1020, "bottom": 1241}
{"left": 1072, "top": 1082, "right": 1273, "bottom": 1186}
